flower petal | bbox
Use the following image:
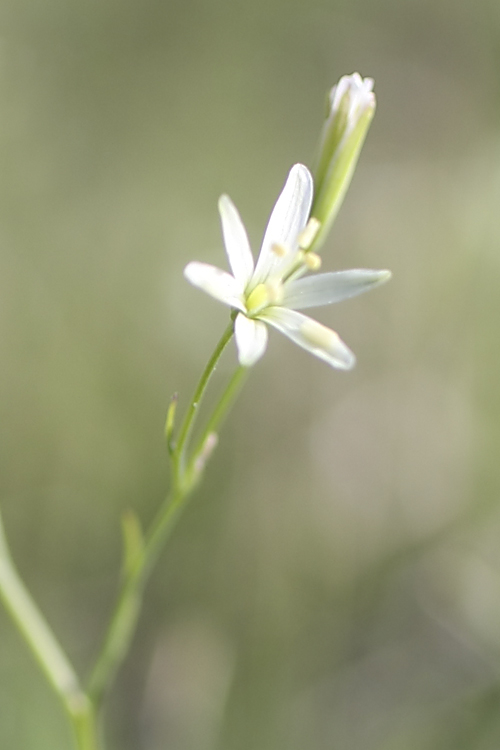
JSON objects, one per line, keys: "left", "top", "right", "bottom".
{"left": 252, "top": 164, "right": 313, "bottom": 285}
{"left": 283, "top": 269, "right": 392, "bottom": 309}
{"left": 218, "top": 194, "right": 255, "bottom": 286}
{"left": 184, "top": 262, "right": 245, "bottom": 311}
{"left": 234, "top": 313, "right": 268, "bottom": 366}
{"left": 259, "top": 307, "right": 355, "bottom": 370}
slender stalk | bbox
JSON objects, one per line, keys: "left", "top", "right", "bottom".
{"left": 71, "top": 707, "right": 101, "bottom": 750}
{"left": 87, "top": 491, "right": 184, "bottom": 705}
{"left": 88, "top": 321, "right": 239, "bottom": 706}
{"left": 86, "top": 562, "right": 146, "bottom": 707}
{"left": 173, "top": 322, "right": 234, "bottom": 486}
{"left": 0, "top": 318, "right": 247, "bottom": 745}
{"left": 0, "top": 512, "right": 100, "bottom": 750}
{"left": 187, "top": 365, "right": 248, "bottom": 483}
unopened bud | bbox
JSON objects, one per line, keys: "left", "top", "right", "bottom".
{"left": 194, "top": 432, "right": 219, "bottom": 474}
{"left": 165, "top": 392, "right": 178, "bottom": 454}
{"left": 311, "top": 73, "right": 375, "bottom": 252}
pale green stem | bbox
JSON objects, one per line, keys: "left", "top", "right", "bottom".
{"left": 88, "top": 320, "right": 241, "bottom": 706}
{"left": 173, "top": 322, "right": 234, "bottom": 488}
{"left": 187, "top": 365, "right": 249, "bottom": 484}
{"left": 0, "top": 512, "right": 100, "bottom": 750}
{"left": 87, "top": 490, "right": 182, "bottom": 705}
{"left": 0, "top": 318, "right": 246, "bottom": 742}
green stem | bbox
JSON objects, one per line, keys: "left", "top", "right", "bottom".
{"left": 187, "top": 365, "right": 249, "bottom": 483}
{"left": 173, "top": 322, "right": 234, "bottom": 487}
{"left": 87, "top": 490, "right": 183, "bottom": 705}
{"left": 88, "top": 320, "right": 241, "bottom": 706}
{"left": 0, "top": 512, "right": 100, "bottom": 750}
{"left": 0, "top": 321, "right": 247, "bottom": 747}
{"left": 71, "top": 707, "right": 101, "bottom": 750}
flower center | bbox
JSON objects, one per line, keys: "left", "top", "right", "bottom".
{"left": 246, "top": 281, "right": 284, "bottom": 315}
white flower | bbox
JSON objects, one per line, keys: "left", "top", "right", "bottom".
{"left": 184, "top": 164, "right": 390, "bottom": 368}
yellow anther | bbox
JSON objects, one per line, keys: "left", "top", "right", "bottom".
{"left": 271, "top": 242, "right": 287, "bottom": 258}
{"left": 303, "top": 252, "right": 322, "bottom": 271}
{"left": 298, "top": 217, "right": 321, "bottom": 250}
{"left": 246, "top": 283, "right": 270, "bottom": 314}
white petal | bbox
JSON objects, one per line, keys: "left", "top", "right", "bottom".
{"left": 259, "top": 307, "right": 355, "bottom": 370}
{"left": 252, "top": 164, "right": 313, "bottom": 285}
{"left": 283, "top": 269, "right": 392, "bottom": 309}
{"left": 218, "top": 194, "right": 255, "bottom": 286}
{"left": 184, "top": 262, "right": 245, "bottom": 311}
{"left": 234, "top": 313, "right": 268, "bottom": 366}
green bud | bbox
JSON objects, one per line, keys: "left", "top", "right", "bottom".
{"left": 310, "top": 73, "right": 375, "bottom": 252}
{"left": 165, "top": 392, "right": 178, "bottom": 454}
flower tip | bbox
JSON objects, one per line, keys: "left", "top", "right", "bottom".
{"left": 378, "top": 269, "right": 392, "bottom": 283}
{"left": 289, "top": 164, "right": 314, "bottom": 212}
{"left": 183, "top": 261, "right": 200, "bottom": 284}
{"left": 289, "top": 163, "right": 314, "bottom": 189}
{"left": 347, "top": 71, "right": 375, "bottom": 91}
{"left": 358, "top": 73, "right": 375, "bottom": 93}
{"left": 341, "top": 352, "right": 356, "bottom": 371}
{"left": 290, "top": 162, "right": 310, "bottom": 173}
{"left": 333, "top": 338, "right": 356, "bottom": 371}
{"left": 183, "top": 261, "right": 195, "bottom": 280}
{"left": 329, "top": 72, "right": 375, "bottom": 103}
{"left": 218, "top": 193, "right": 230, "bottom": 209}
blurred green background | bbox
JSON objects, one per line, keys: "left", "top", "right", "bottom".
{"left": 1, "top": 0, "right": 500, "bottom": 748}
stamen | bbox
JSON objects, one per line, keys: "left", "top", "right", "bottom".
{"left": 278, "top": 249, "right": 305, "bottom": 283}
{"left": 294, "top": 249, "right": 305, "bottom": 265}
{"left": 298, "top": 218, "right": 321, "bottom": 250}
{"left": 265, "top": 280, "right": 284, "bottom": 306}
{"left": 271, "top": 242, "right": 287, "bottom": 258}
{"left": 303, "top": 252, "right": 322, "bottom": 271}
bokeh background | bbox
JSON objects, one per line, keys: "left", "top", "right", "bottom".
{"left": 1, "top": 0, "right": 500, "bottom": 748}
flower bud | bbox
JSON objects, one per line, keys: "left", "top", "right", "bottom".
{"left": 193, "top": 432, "right": 218, "bottom": 475}
{"left": 310, "top": 73, "right": 375, "bottom": 251}
{"left": 165, "top": 392, "right": 178, "bottom": 454}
